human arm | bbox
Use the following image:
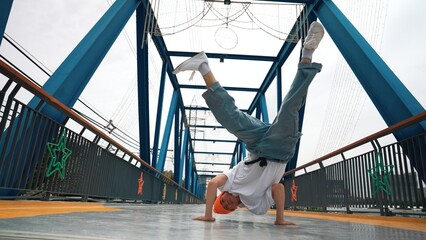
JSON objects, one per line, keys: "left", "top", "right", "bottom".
{"left": 192, "top": 173, "right": 228, "bottom": 222}
{"left": 271, "top": 183, "right": 295, "bottom": 225}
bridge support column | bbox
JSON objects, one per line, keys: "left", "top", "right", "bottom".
{"left": 0, "top": 0, "right": 13, "bottom": 47}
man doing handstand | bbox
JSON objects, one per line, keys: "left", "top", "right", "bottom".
{"left": 173, "top": 21, "right": 325, "bottom": 225}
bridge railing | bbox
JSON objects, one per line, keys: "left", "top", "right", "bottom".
{"left": 283, "top": 111, "right": 426, "bottom": 216}
{"left": 0, "top": 59, "right": 201, "bottom": 203}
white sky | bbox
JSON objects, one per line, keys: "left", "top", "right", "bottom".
{"left": 1, "top": 0, "right": 425, "bottom": 176}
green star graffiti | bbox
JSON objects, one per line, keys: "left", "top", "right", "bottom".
{"left": 368, "top": 152, "right": 394, "bottom": 196}
{"left": 45, "top": 130, "right": 72, "bottom": 180}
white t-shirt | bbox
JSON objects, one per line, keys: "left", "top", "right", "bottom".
{"left": 218, "top": 152, "right": 287, "bottom": 215}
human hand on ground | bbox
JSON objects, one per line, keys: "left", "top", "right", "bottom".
{"left": 274, "top": 220, "right": 295, "bottom": 225}
{"left": 193, "top": 216, "right": 216, "bottom": 222}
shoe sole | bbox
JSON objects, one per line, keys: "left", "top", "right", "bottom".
{"left": 173, "top": 51, "right": 207, "bottom": 74}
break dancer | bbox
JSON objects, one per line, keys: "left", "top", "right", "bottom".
{"left": 173, "top": 22, "right": 325, "bottom": 225}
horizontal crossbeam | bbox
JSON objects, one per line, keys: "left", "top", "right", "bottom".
{"left": 180, "top": 84, "right": 258, "bottom": 92}
{"left": 168, "top": 51, "right": 276, "bottom": 62}
{"left": 192, "top": 138, "right": 237, "bottom": 143}
{"left": 197, "top": 170, "right": 226, "bottom": 174}
{"left": 196, "top": 162, "right": 231, "bottom": 166}
{"left": 185, "top": 106, "right": 248, "bottom": 112}
{"left": 188, "top": 125, "right": 225, "bottom": 129}
{"left": 194, "top": 151, "right": 234, "bottom": 155}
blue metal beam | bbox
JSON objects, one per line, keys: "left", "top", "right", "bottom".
{"left": 178, "top": 128, "right": 190, "bottom": 184}
{"left": 168, "top": 51, "right": 276, "bottom": 62}
{"left": 185, "top": 148, "right": 194, "bottom": 189}
{"left": 255, "top": 102, "right": 261, "bottom": 120}
{"left": 194, "top": 151, "right": 234, "bottom": 155}
{"left": 0, "top": 0, "right": 13, "bottom": 47}
{"left": 139, "top": 0, "right": 203, "bottom": 194}
{"left": 230, "top": 144, "right": 238, "bottom": 168}
{"left": 173, "top": 109, "right": 182, "bottom": 182}
{"left": 192, "top": 138, "right": 237, "bottom": 143}
{"left": 260, "top": 94, "right": 269, "bottom": 123}
{"left": 229, "top": 151, "right": 238, "bottom": 168}
{"left": 276, "top": 68, "right": 282, "bottom": 111}
{"left": 184, "top": 146, "right": 191, "bottom": 189}
{"left": 185, "top": 106, "right": 249, "bottom": 112}
{"left": 136, "top": 3, "right": 150, "bottom": 163}
{"left": 157, "top": 91, "right": 178, "bottom": 172}
{"left": 232, "top": 142, "right": 246, "bottom": 166}
{"left": 189, "top": 125, "right": 225, "bottom": 129}
{"left": 197, "top": 170, "right": 225, "bottom": 174}
{"left": 192, "top": 170, "right": 197, "bottom": 193}
{"left": 138, "top": 3, "right": 197, "bottom": 186}
{"left": 28, "top": 0, "right": 141, "bottom": 123}
{"left": 196, "top": 162, "right": 231, "bottom": 166}
{"left": 315, "top": 0, "right": 426, "bottom": 138}
{"left": 241, "top": 142, "right": 247, "bottom": 160}
{"left": 189, "top": 136, "right": 199, "bottom": 190}
{"left": 151, "top": 62, "right": 167, "bottom": 167}
{"left": 179, "top": 84, "right": 258, "bottom": 92}
{"left": 184, "top": 106, "right": 210, "bottom": 112}
{"left": 199, "top": 174, "right": 218, "bottom": 177}
{"left": 236, "top": 142, "right": 246, "bottom": 164}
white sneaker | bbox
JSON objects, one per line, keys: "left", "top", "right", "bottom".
{"left": 173, "top": 51, "right": 209, "bottom": 74}
{"left": 303, "top": 21, "right": 324, "bottom": 50}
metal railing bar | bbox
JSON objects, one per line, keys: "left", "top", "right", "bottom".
{"left": 398, "top": 144, "right": 411, "bottom": 207}
{"left": 361, "top": 154, "right": 368, "bottom": 208}
{"left": 402, "top": 143, "right": 413, "bottom": 208}
{"left": 405, "top": 142, "right": 417, "bottom": 208}
{"left": 367, "top": 151, "right": 374, "bottom": 207}
{"left": 413, "top": 137, "right": 426, "bottom": 208}
{"left": 355, "top": 155, "right": 362, "bottom": 207}
{"left": 354, "top": 156, "right": 361, "bottom": 207}
{"left": 0, "top": 59, "right": 195, "bottom": 196}
{"left": 15, "top": 109, "right": 34, "bottom": 189}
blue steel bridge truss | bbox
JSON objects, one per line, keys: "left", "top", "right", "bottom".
{"left": 0, "top": 0, "right": 424, "bottom": 198}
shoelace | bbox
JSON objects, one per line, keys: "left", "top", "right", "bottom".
{"left": 189, "top": 71, "right": 196, "bottom": 81}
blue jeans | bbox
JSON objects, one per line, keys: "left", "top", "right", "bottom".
{"left": 202, "top": 62, "right": 322, "bottom": 163}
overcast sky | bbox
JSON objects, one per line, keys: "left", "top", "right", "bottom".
{"left": 1, "top": 0, "right": 425, "bottom": 174}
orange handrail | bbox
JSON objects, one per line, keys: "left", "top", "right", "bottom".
{"left": 0, "top": 59, "right": 187, "bottom": 191}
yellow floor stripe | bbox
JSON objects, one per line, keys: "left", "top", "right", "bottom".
{"left": 267, "top": 209, "right": 426, "bottom": 233}
{"left": 0, "top": 201, "right": 120, "bottom": 219}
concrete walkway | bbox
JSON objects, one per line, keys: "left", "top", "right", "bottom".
{"left": 0, "top": 201, "right": 425, "bottom": 240}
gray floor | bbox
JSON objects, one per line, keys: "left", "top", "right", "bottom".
{"left": 0, "top": 204, "right": 425, "bottom": 240}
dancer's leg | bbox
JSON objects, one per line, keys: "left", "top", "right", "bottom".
{"left": 254, "top": 62, "right": 322, "bottom": 161}
{"left": 173, "top": 52, "right": 269, "bottom": 151}
{"left": 254, "top": 21, "right": 325, "bottom": 161}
